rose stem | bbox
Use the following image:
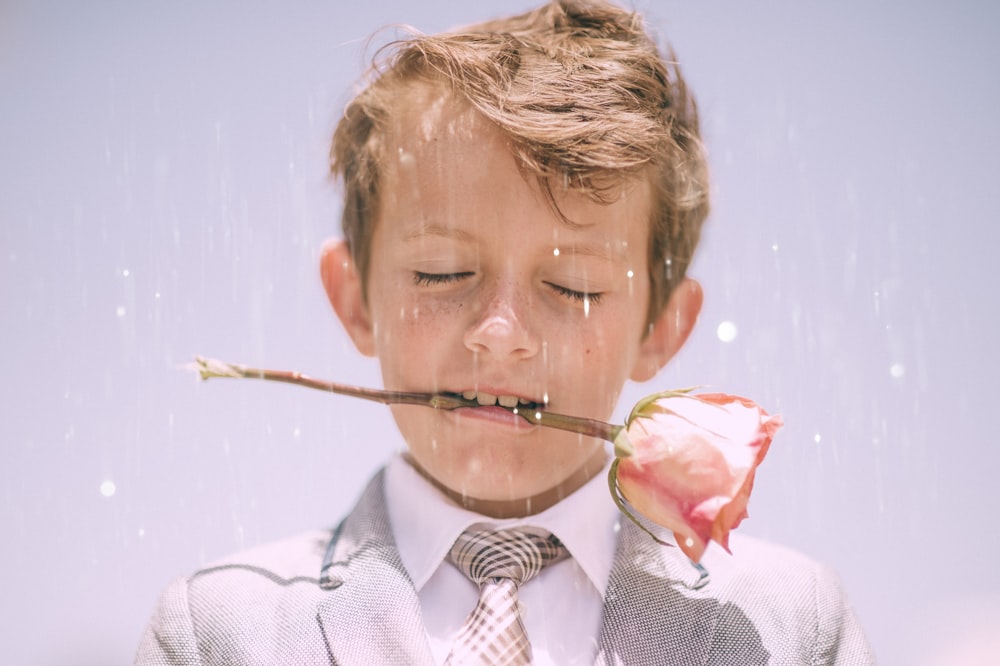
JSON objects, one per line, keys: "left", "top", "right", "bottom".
{"left": 192, "top": 355, "right": 624, "bottom": 446}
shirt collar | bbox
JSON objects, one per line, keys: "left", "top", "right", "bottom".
{"left": 384, "top": 452, "right": 620, "bottom": 595}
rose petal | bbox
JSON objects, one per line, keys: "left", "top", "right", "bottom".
{"left": 615, "top": 392, "right": 781, "bottom": 562}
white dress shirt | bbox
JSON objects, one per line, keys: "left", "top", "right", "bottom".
{"left": 384, "top": 453, "right": 621, "bottom": 666}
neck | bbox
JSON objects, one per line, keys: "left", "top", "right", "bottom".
{"left": 405, "top": 447, "right": 609, "bottom": 519}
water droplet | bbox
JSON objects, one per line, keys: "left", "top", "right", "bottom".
{"left": 115, "top": 305, "right": 126, "bottom": 318}
{"left": 814, "top": 433, "right": 822, "bottom": 443}
{"left": 771, "top": 243, "right": 779, "bottom": 252}
{"left": 716, "top": 320, "right": 738, "bottom": 343}
{"left": 100, "top": 480, "right": 116, "bottom": 498}
{"left": 292, "top": 427, "right": 301, "bottom": 438}
{"left": 889, "top": 363, "right": 905, "bottom": 378}
{"left": 626, "top": 269, "right": 634, "bottom": 279}
{"left": 552, "top": 248, "right": 560, "bottom": 256}
{"left": 121, "top": 268, "right": 130, "bottom": 277}
{"left": 684, "top": 537, "right": 694, "bottom": 548}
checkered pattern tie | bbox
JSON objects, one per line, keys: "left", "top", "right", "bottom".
{"left": 445, "top": 527, "right": 568, "bottom": 666}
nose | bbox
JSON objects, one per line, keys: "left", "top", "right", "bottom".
{"left": 463, "top": 280, "right": 540, "bottom": 360}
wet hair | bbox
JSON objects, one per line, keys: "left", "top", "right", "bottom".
{"left": 331, "top": 0, "right": 709, "bottom": 325}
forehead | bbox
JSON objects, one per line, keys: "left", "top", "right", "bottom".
{"left": 383, "top": 82, "right": 499, "bottom": 182}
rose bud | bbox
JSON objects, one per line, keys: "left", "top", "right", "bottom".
{"left": 610, "top": 391, "right": 783, "bottom": 562}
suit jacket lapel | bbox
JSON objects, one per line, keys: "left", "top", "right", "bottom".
{"left": 316, "top": 470, "right": 435, "bottom": 666}
{"left": 595, "top": 521, "right": 717, "bottom": 666}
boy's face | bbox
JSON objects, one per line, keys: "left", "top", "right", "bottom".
{"left": 325, "top": 87, "right": 698, "bottom": 514}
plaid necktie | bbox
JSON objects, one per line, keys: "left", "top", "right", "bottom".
{"left": 445, "top": 527, "right": 568, "bottom": 666}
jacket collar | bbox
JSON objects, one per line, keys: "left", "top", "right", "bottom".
{"left": 596, "top": 520, "right": 722, "bottom": 665}
{"left": 316, "top": 470, "right": 435, "bottom": 666}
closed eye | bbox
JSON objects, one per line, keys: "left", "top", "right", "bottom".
{"left": 545, "top": 282, "right": 603, "bottom": 305}
{"left": 413, "top": 271, "right": 474, "bottom": 287}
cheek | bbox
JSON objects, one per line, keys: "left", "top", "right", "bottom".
{"left": 373, "top": 296, "right": 463, "bottom": 360}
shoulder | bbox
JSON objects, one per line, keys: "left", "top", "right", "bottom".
{"left": 697, "top": 533, "right": 848, "bottom": 622}
{"left": 600, "top": 525, "right": 874, "bottom": 664}
{"left": 697, "top": 534, "right": 875, "bottom": 664}
{"left": 178, "top": 528, "right": 337, "bottom": 626}
{"left": 192, "top": 528, "right": 334, "bottom": 584}
{"left": 136, "top": 473, "right": 396, "bottom": 664}
{"left": 702, "top": 532, "right": 832, "bottom": 591}
{"left": 136, "top": 529, "right": 341, "bottom": 665}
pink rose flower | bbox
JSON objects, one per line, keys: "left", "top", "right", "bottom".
{"left": 611, "top": 391, "right": 782, "bottom": 562}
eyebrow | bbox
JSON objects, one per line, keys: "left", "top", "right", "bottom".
{"left": 554, "top": 243, "right": 624, "bottom": 261}
{"left": 555, "top": 242, "right": 628, "bottom": 263}
{"left": 402, "top": 224, "right": 476, "bottom": 243}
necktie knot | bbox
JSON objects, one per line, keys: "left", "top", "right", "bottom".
{"left": 445, "top": 527, "right": 568, "bottom": 665}
{"left": 449, "top": 527, "right": 568, "bottom": 587}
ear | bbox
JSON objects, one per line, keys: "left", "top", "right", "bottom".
{"left": 319, "top": 238, "right": 376, "bottom": 357}
{"left": 630, "top": 278, "right": 703, "bottom": 382}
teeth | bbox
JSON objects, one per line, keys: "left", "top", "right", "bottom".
{"left": 461, "top": 391, "right": 534, "bottom": 408}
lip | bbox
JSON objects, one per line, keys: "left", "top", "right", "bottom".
{"left": 447, "top": 403, "right": 540, "bottom": 432}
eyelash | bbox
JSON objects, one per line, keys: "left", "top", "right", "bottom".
{"left": 412, "top": 271, "right": 473, "bottom": 287}
{"left": 545, "top": 282, "right": 604, "bottom": 305}
{"left": 412, "top": 272, "right": 603, "bottom": 305}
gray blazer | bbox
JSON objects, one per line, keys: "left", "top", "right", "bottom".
{"left": 136, "top": 470, "right": 874, "bottom": 665}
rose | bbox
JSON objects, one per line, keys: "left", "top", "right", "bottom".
{"left": 192, "top": 358, "right": 780, "bottom": 562}
{"left": 610, "top": 390, "right": 782, "bottom": 562}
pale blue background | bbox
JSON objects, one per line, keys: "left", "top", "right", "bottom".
{"left": 2, "top": 1, "right": 998, "bottom": 664}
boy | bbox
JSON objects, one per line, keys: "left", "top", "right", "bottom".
{"left": 137, "top": 1, "right": 873, "bottom": 663}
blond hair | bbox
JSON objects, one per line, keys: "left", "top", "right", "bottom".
{"left": 331, "top": 0, "right": 709, "bottom": 324}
